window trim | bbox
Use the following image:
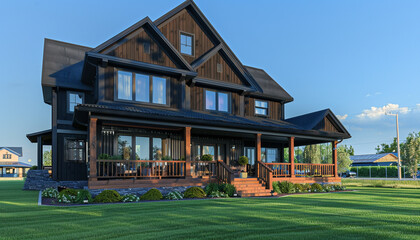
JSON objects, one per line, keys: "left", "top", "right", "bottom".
{"left": 67, "top": 91, "right": 85, "bottom": 114}
{"left": 254, "top": 99, "right": 269, "bottom": 117}
{"left": 64, "top": 138, "right": 86, "bottom": 162}
{"left": 114, "top": 68, "right": 170, "bottom": 107}
{"left": 3, "top": 153, "right": 11, "bottom": 159}
{"left": 179, "top": 31, "right": 195, "bottom": 57}
{"left": 204, "top": 89, "right": 231, "bottom": 113}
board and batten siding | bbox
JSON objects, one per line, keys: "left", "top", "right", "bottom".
{"left": 245, "top": 97, "right": 283, "bottom": 121}
{"left": 190, "top": 86, "right": 241, "bottom": 115}
{"left": 157, "top": 9, "right": 215, "bottom": 64}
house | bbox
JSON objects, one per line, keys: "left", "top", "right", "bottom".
{"left": 0, "top": 147, "right": 31, "bottom": 177}
{"left": 26, "top": 0, "right": 350, "bottom": 195}
{"left": 350, "top": 153, "right": 399, "bottom": 167}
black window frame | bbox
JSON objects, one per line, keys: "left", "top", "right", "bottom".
{"left": 67, "top": 91, "right": 85, "bottom": 113}
{"left": 64, "top": 138, "right": 86, "bottom": 162}
{"left": 179, "top": 31, "right": 194, "bottom": 56}
{"left": 204, "top": 89, "right": 230, "bottom": 113}
{"left": 3, "top": 154, "right": 11, "bottom": 159}
{"left": 255, "top": 99, "right": 269, "bottom": 116}
{"left": 114, "top": 68, "right": 170, "bottom": 106}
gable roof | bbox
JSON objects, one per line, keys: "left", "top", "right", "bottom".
{"left": 91, "top": 17, "right": 194, "bottom": 72}
{"left": 285, "top": 109, "right": 351, "bottom": 137}
{"left": 0, "top": 147, "right": 23, "bottom": 157}
{"left": 245, "top": 66, "right": 294, "bottom": 102}
{"left": 350, "top": 153, "right": 398, "bottom": 163}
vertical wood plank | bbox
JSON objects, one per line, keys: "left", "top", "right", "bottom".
{"left": 289, "top": 137, "right": 295, "bottom": 178}
{"left": 185, "top": 127, "right": 192, "bottom": 178}
{"left": 89, "top": 118, "right": 98, "bottom": 182}
{"left": 332, "top": 141, "right": 338, "bottom": 177}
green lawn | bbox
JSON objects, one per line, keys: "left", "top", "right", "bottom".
{"left": 1, "top": 181, "right": 419, "bottom": 240}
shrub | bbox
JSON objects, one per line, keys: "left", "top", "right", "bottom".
{"left": 238, "top": 156, "right": 249, "bottom": 166}
{"left": 74, "top": 190, "right": 93, "bottom": 204}
{"left": 122, "top": 194, "right": 140, "bottom": 202}
{"left": 30, "top": 166, "right": 38, "bottom": 170}
{"left": 208, "top": 190, "right": 229, "bottom": 198}
{"left": 41, "top": 187, "right": 59, "bottom": 198}
{"left": 184, "top": 187, "right": 206, "bottom": 198}
{"left": 302, "top": 183, "right": 311, "bottom": 192}
{"left": 59, "top": 188, "right": 79, "bottom": 196}
{"left": 165, "top": 191, "right": 183, "bottom": 200}
{"left": 323, "top": 184, "right": 333, "bottom": 192}
{"left": 219, "top": 183, "right": 236, "bottom": 197}
{"left": 205, "top": 183, "right": 220, "bottom": 196}
{"left": 333, "top": 184, "right": 345, "bottom": 191}
{"left": 279, "top": 181, "right": 295, "bottom": 194}
{"left": 311, "top": 183, "right": 324, "bottom": 193}
{"left": 272, "top": 181, "right": 281, "bottom": 194}
{"left": 98, "top": 153, "right": 110, "bottom": 160}
{"left": 57, "top": 193, "right": 76, "bottom": 203}
{"left": 140, "top": 189, "right": 163, "bottom": 201}
{"left": 294, "top": 184, "right": 304, "bottom": 193}
{"left": 200, "top": 154, "right": 213, "bottom": 161}
{"left": 93, "top": 190, "right": 122, "bottom": 203}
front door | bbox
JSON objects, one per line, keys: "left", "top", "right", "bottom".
{"left": 244, "top": 147, "right": 256, "bottom": 176}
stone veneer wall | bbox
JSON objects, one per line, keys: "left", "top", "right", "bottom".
{"left": 23, "top": 170, "right": 87, "bottom": 190}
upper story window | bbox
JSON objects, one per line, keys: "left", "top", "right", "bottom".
{"left": 3, "top": 153, "right": 11, "bottom": 159}
{"left": 255, "top": 100, "right": 268, "bottom": 116}
{"left": 180, "top": 32, "right": 193, "bottom": 56}
{"left": 65, "top": 139, "right": 85, "bottom": 162}
{"left": 205, "top": 90, "right": 229, "bottom": 112}
{"left": 68, "top": 92, "right": 84, "bottom": 113}
{"left": 117, "top": 70, "right": 167, "bottom": 105}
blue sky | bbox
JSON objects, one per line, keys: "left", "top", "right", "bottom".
{"left": 1, "top": 0, "right": 419, "bottom": 164}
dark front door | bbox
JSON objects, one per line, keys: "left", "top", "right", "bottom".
{"left": 244, "top": 147, "right": 256, "bottom": 176}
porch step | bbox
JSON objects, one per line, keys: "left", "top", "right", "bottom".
{"left": 233, "top": 178, "right": 273, "bottom": 197}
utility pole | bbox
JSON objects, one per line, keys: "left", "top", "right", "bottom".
{"left": 386, "top": 112, "right": 401, "bottom": 180}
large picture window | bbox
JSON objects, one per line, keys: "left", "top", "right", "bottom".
{"left": 205, "top": 90, "right": 229, "bottom": 112}
{"left": 65, "top": 139, "right": 85, "bottom": 162}
{"left": 116, "top": 70, "right": 167, "bottom": 105}
{"left": 255, "top": 100, "right": 268, "bottom": 116}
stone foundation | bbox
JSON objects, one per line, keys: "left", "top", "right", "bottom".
{"left": 23, "top": 170, "right": 87, "bottom": 190}
{"left": 88, "top": 186, "right": 204, "bottom": 197}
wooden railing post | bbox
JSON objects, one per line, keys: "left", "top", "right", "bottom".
{"left": 256, "top": 133, "right": 262, "bottom": 178}
{"left": 185, "top": 127, "right": 192, "bottom": 178}
{"left": 89, "top": 118, "right": 98, "bottom": 182}
{"left": 289, "top": 137, "right": 295, "bottom": 178}
{"left": 332, "top": 141, "right": 338, "bottom": 178}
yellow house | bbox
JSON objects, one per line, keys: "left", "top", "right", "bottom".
{"left": 0, "top": 147, "right": 31, "bottom": 177}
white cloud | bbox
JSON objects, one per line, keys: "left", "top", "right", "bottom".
{"left": 336, "top": 114, "right": 348, "bottom": 121}
{"left": 357, "top": 103, "right": 410, "bottom": 120}
{"left": 366, "top": 92, "right": 382, "bottom": 97}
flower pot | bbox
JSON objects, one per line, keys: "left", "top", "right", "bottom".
{"left": 240, "top": 172, "right": 248, "bottom": 178}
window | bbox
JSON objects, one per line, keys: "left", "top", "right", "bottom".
{"left": 116, "top": 70, "right": 167, "bottom": 105}
{"left": 217, "top": 63, "right": 223, "bottom": 73}
{"left": 180, "top": 33, "right": 193, "bottom": 55}
{"left": 143, "top": 41, "right": 150, "bottom": 54}
{"left": 255, "top": 100, "right": 268, "bottom": 116}
{"left": 261, "top": 148, "right": 279, "bottom": 163}
{"left": 153, "top": 138, "right": 162, "bottom": 160}
{"left": 68, "top": 92, "right": 84, "bottom": 112}
{"left": 65, "top": 139, "right": 85, "bottom": 162}
{"left": 3, "top": 154, "right": 11, "bottom": 159}
{"left": 118, "top": 135, "right": 132, "bottom": 160}
{"left": 205, "top": 90, "right": 229, "bottom": 112}
{"left": 135, "top": 137, "right": 150, "bottom": 160}
{"left": 203, "top": 145, "right": 215, "bottom": 159}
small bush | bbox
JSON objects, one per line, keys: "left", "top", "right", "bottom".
{"left": 41, "top": 187, "right": 59, "bottom": 198}
{"left": 279, "top": 181, "right": 295, "bottom": 194}
{"left": 59, "top": 188, "right": 79, "bottom": 196}
{"left": 302, "top": 183, "right": 311, "bottom": 192}
{"left": 30, "top": 166, "right": 38, "bottom": 170}
{"left": 57, "top": 193, "right": 76, "bottom": 203}
{"left": 311, "top": 183, "right": 324, "bottom": 193}
{"left": 294, "top": 184, "right": 304, "bottom": 193}
{"left": 74, "top": 190, "right": 93, "bottom": 204}
{"left": 205, "top": 183, "right": 220, "bottom": 196}
{"left": 219, "top": 183, "right": 236, "bottom": 197}
{"left": 238, "top": 156, "right": 249, "bottom": 166}
{"left": 122, "top": 194, "right": 140, "bottom": 202}
{"left": 200, "top": 154, "right": 213, "bottom": 161}
{"left": 272, "top": 181, "right": 281, "bottom": 194}
{"left": 98, "top": 153, "right": 110, "bottom": 160}
{"left": 140, "top": 189, "right": 163, "bottom": 201}
{"left": 165, "top": 191, "right": 183, "bottom": 200}
{"left": 208, "top": 190, "right": 229, "bottom": 198}
{"left": 93, "top": 190, "right": 122, "bottom": 203}
{"left": 184, "top": 187, "right": 206, "bottom": 198}
{"left": 323, "top": 184, "right": 333, "bottom": 192}
{"left": 333, "top": 184, "right": 345, "bottom": 191}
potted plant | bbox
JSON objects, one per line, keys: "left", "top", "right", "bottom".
{"left": 238, "top": 156, "right": 249, "bottom": 178}
{"left": 200, "top": 154, "right": 213, "bottom": 178}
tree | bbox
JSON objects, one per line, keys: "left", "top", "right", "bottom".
{"left": 43, "top": 150, "right": 52, "bottom": 166}
{"left": 343, "top": 145, "right": 355, "bottom": 156}
{"left": 303, "top": 145, "right": 321, "bottom": 164}
{"left": 401, "top": 132, "right": 420, "bottom": 178}
{"left": 337, "top": 146, "right": 352, "bottom": 173}
{"left": 376, "top": 138, "right": 401, "bottom": 154}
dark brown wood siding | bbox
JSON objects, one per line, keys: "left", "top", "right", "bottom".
{"left": 190, "top": 86, "right": 240, "bottom": 115}
{"left": 324, "top": 116, "right": 340, "bottom": 133}
{"left": 245, "top": 97, "right": 283, "bottom": 121}
{"left": 103, "top": 27, "right": 177, "bottom": 68}
{"left": 197, "top": 51, "right": 244, "bottom": 85}
{"left": 157, "top": 9, "right": 214, "bottom": 63}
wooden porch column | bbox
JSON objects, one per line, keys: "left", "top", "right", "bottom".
{"left": 18, "top": 168, "right": 23, "bottom": 178}
{"left": 256, "top": 133, "right": 262, "bottom": 176}
{"left": 289, "top": 137, "right": 295, "bottom": 178}
{"left": 37, "top": 136, "right": 43, "bottom": 170}
{"left": 185, "top": 127, "right": 192, "bottom": 178}
{"left": 89, "top": 118, "right": 98, "bottom": 182}
{"left": 332, "top": 141, "right": 338, "bottom": 178}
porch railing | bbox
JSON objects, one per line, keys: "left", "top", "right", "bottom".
{"left": 216, "top": 160, "right": 234, "bottom": 184}
{"left": 256, "top": 161, "right": 273, "bottom": 190}
{"left": 96, "top": 160, "right": 185, "bottom": 179}
{"left": 295, "top": 163, "right": 334, "bottom": 177}
{"left": 265, "top": 163, "right": 335, "bottom": 178}
{"left": 191, "top": 161, "right": 217, "bottom": 177}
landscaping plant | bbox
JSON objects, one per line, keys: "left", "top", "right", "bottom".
{"left": 310, "top": 183, "right": 324, "bottom": 193}
{"left": 41, "top": 187, "right": 59, "bottom": 198}
{"left": 279, "top": 181, "right": 296, "bottom": 193}
{"left": 140, "top": 188, "right": 163, "bottom": 201}
{"left": 122, "top": 194, "right": 140, "bottom": 202}
{"left": 200, "top": 154, "right": 213, "bottom": 161}
{"left": 184, "top": 187, "right": 206, "bottom": 198}
{"left": 93, "top": 190, "right": 122, "bottom": 203}
{"left": 208, "top": 190, "right": 229, "bottom": 198}
{"left": 165, "top": 191, "right": 184, "bottom": 200}
{"left": 74, "top": 189, "right": 93, "bottom": 204}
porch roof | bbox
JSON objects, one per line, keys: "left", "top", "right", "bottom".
{"left": 74, "top": 103, "right": 351, "bottom": 141}
{"left": 0, "top": 162, "right": 32, "bottom": 168}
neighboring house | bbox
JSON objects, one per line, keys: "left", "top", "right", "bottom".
{"left": 350, "top": 153, "right": 399, "bottom": 167}
{"left": 0, "top": 147, "right": 31, "bottom": 177}
{"left": 27, "top": 0, "right": 350, "bottom": 194}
